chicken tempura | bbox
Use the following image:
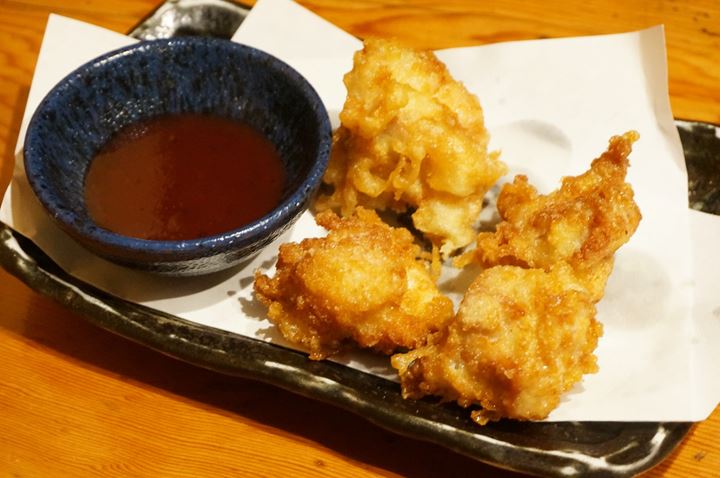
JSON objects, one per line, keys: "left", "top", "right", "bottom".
{"left": 316, "top": 38, "right": 507, "bottom": 256}
{"left": 254, "top": 208, "right": 454, "bottom": 360}
{"left": 457, "top": 131, "right": 642, "bottom": 301}
{"left": 392, "top": 263, "right": 601, "bottom": 425}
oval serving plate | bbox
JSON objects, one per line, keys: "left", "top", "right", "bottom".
{"left": 3, "top": 1, "right": 719, "bottom": 476}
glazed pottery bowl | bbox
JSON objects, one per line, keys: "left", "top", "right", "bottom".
{"left": 24, "top": 37, "right": 331, "bottom": 276}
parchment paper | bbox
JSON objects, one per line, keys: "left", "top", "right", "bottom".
{"left": 2, "top": 0, "right": 718, "bottom": 421}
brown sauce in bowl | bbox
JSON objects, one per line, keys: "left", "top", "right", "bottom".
{"left": 84, "top": 114, "right": 285, "bottom": 241}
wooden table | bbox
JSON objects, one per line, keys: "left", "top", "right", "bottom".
{"left": 1, "top": 1, "right": 718, "bottom": 476}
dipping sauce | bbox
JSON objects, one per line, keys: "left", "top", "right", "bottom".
{"left": 85, "top": 114, "right": 285, "bottom": 241}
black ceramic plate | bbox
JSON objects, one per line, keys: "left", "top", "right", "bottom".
{"left": 4, "top": 2, "right": 720, "bottom": 476}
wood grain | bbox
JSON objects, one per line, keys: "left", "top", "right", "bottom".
{"left": 0, "top": 1, "right": 718, "bottom": 477}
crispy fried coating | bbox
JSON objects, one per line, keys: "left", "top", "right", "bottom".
{"left": 393, "top": 132, "right": 642, "bottom": 424}
{"left": 391, "top": 264, "right": 602, "bottom": 424}
{"left": 457, "top": 131, "right": 642, "bottom": 301}
{"left": 254, "top": 208, "right": 454, "bottom": 360}
{"left": 316, "top": 38, "right": 507, "bottom": 255}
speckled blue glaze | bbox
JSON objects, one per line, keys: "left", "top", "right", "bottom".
{"left": 24, "top": 38, "right": 331, "bottom": 276}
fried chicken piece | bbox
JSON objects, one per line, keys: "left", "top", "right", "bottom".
{"left": 316, "top": 38, "right": 507, "bottom": 256}
{"left": 457, "top": 131, "right": 642, "bottom": 301}
{"left": 392, "top": 263, "right": 601, "bottom": 424}
{"left": 254, "top": 208, "right": 454, "bottom": 360}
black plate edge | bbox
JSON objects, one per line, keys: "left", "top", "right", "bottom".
{"left": 128, "top": 0, "right": 252, "bottom": 40}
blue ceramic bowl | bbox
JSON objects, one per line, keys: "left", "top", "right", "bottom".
{"left": 24, "top": 38, "right": 331, "bottom": 276}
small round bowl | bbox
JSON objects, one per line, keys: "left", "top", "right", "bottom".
{"left": 24, "top": 38, "right": 331, "bottom": 276}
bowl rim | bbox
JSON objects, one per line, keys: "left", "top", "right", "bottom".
{"left": 23, "top": 37, "right": 332, "bottom": 257}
